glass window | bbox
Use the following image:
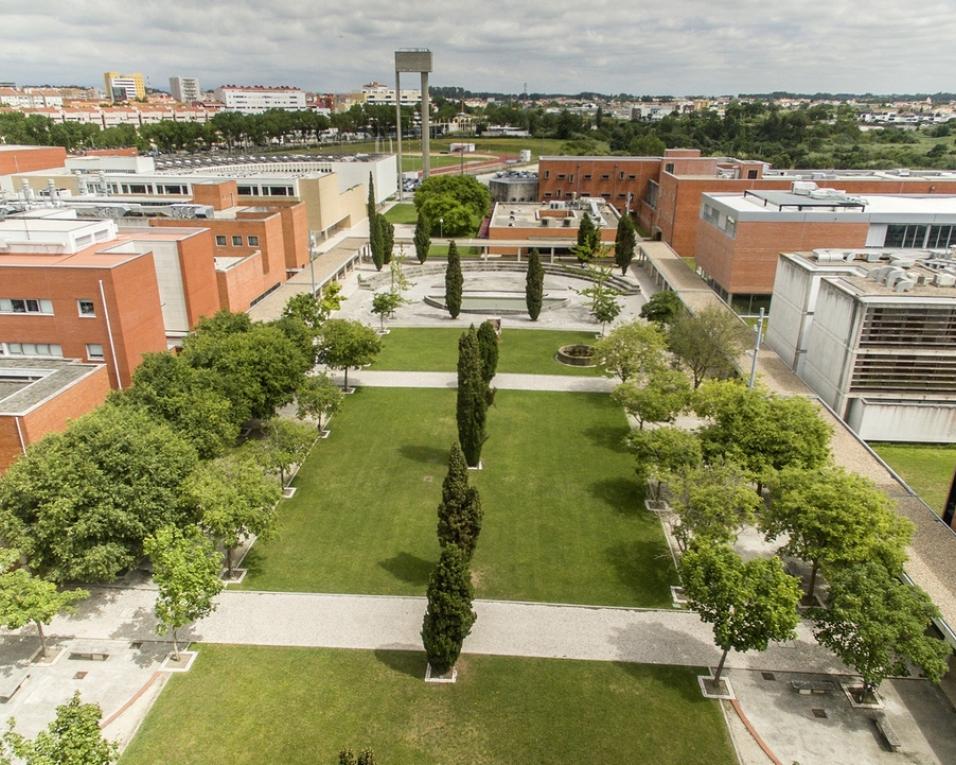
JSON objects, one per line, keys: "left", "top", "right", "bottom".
{"left": 232, "top": 235, "right": 243, "bottom": 246}
{"left": 0, "top": 298, "right": 53, "bottom": 314}
{"left": 929, "top": 225, "right": 955, "bottom": 248}
{"left": 215, "top": 235, "right": 227, "bottom": 246}
{"left": 664, "top": 163, "right": 674, "bottom": 173}
{"left": 77, "top": 299, "right": 95, "bottom": 317}
{"left": 237, "top": 185, "right": 254, "bottom": 195}
{"left": 885, "top": 224, "right": 928, "bottom": 248}
{"left": 86, "top": 343, "right": 104, "bottom": 360}
{"left": 4, "top": 342, "right": 62, "bottom": 357}
{"left": 128, "top": 184, "right": 147, "bottom": 194}
{"left": 248, "top": 236, "right": 260, "bottom": 247}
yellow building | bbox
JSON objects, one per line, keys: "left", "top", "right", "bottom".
{"left": 103, "top": 71, "right": 146, "bottom": 103}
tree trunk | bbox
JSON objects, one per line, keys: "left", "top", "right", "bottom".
{"left": 171, "top": 629, "right": 181, "bottom": 661}
{"left": 279, "top": 467, "right": 286, "bottom": 488}
{"left": 225, "top": 545, "right": 234, "bottom": 577}
{"left": 807, "top": 559, "right": 820, "bottom": 600}
{"left": 343, "top": 367, "right": 350, "bottom": 393}
{"left": 34, "top": 620, "right": 47, "bottom": 657}
{"left": 713, "top": 648, "right": 729, "bottom": 683}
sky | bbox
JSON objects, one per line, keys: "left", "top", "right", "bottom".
{"left": 2, "top": 0, "right": 956, "bottom": 96}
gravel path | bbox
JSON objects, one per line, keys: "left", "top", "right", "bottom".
{"left": 328, "top": 370, "right": 615, "bottom": 393}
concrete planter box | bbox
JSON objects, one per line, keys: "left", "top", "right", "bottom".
{"left": 424, "top": 663, "right": 458, "bottom": 684}
{"left": 161, "top": 651, "right": 197, "bottom": 673}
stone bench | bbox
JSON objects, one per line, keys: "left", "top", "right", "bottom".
{"left": 873, "top": 714, "right": 902, "bottom": 752}
{"left": 68, "top": 642, "right": 110, "bottom": 662}
{"left": 790, "top": 679, "right": 836, "bottom": 695}
{"left": 0, "top": 668, "right": 29, "bottom": 702}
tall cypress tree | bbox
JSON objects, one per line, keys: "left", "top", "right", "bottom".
{"left": 414, "top": 210, "right": 431, "bottom": 264}
{"left": 380, "top": 215, "right": 394, "bottom": 265}
{"left": 525, "top": 248, "right": 544, "bottom": 321}
{"left": 421, "top": 543, "right": 475, "bottom": 675}
{"left": 615, "top": 213, "right": 637, "bottom": 275}
{"left": 445, "top": 241, "right": 463, "bottom": 319}
{"left": 366, "top": 172, "right": 376, "bottom": 222}
{"left": 370, "top": 213, "right": 384, "bottom": 271}
{"left": 476, "top": 320, "right": 499, "bottom": 386}
{"left": 436, "top": 444, "right": 483, "bottom": 559}
{"left": 456, "top": 328, "right": 487, "bottom": 468}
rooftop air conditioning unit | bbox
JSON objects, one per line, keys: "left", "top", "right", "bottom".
{"left": 934, "top": 272, "right": 956, "bottom": 287}
{"left": 865, "top": 251, "right": 884, "bottom": 262}
{"left": 792, "top": 181, "right": 817, "bottom": 195}
{"left": 894, "top": 279, "right": 916, "bottom": 292}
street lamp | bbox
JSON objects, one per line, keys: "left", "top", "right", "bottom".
{"left": 439, "top": 217, "right": 444, "bottom": 238}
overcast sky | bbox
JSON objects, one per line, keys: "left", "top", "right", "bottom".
{"left": 2, "top": 0, "right": 955, "bottom": 96}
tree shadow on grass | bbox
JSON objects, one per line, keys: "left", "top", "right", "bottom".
{"left": 373, "top": 648, "right": 427, "bottom": 679}
{"left": 604, "top": 539, "right": 676, "bottom": 608}
{"left": 378, "top": 552, "right": 434, "bottom": 587}
{"left": 399, "top": 444, "right": 450, "bottom": 465}
{"left": 581, "top": 425, "right": 630, "bottom": 451}
{"left": 587, "top": 476, "right": 643, "bottom": 515}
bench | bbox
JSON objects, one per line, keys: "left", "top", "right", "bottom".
{"left": 68, "top": 642, "right": 110, "bottom": 662}
{"left": 790, "top": 679, "right": 836, "bottom": 695}
{"left": 0, "top": 668, "right": 29, "bottom": 702}
{"left": 873, "top": 714, "right": 902, "bottom": 752}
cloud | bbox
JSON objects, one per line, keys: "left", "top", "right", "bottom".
{"left": 0, "top": 0, "right": 954, "bottom": 95}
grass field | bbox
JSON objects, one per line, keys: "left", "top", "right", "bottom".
{"left": 239, "top": 388, "right": 674, "bottom": 607}
{"left": 371, "top": 328, "right": 602, "bottom": 377}
{"left": 121, "top": 646, "right": 734, "bottom": 765}
{"left": 384, "top": 202, "right": 419, "bottom": 224}
{"left": 871, "top": 442, "right": 956, "bottom": 514}
{"left": 278, "top": 136, "right": 595, "bottom": 162}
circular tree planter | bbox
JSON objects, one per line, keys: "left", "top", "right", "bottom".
{"left": 556, "top": 344, "right": 597, "bottom": 367}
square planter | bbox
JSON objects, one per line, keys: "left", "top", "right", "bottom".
{"left": 466, "top": 461, "right": 484, "bottom": 471}
{"left": 30, "top": 646, "right": 66, "bottom": 666}
{"left": 221, "top": 568, "right": 247, "bottom": 585}
{"left": 424, "top": 663, "right": 458, "bottom": 684}
{"left": 698, "top": 674, "right": 735, "bottom": 700}
{"left": 670, "top": 586, "right": 688, "bottom": 608}
{"left": 282, "top": 487, "right": 298, "bottom": 499}
{"left": 644, "top": 498, "right": 671, "bottom": 513}
{"left": 841, "top": 682, "right": 884, "bottom": 709}
{"left": 319, "top": 429, "right": 332, "bottom": 439}
{"left": 161, "top": 651, "right": 197, "bottom": 673}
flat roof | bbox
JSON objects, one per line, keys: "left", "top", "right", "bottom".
{"left": 706, "top": 191, "right": 956, "bottom": 219}
{"left": 491, "top": 200, "right": 620, "bottom": 229}
{"left": 743, "top": 189, "right": 866, "bottom": 211}
{"left": 0, "top": 358, "right": 104, "bottom": 416}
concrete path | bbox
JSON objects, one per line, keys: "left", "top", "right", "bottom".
{"left": 329, "top": 369, "right": 615, "bottom": 393}
{"left": 21, "top": 587, "right": 846, "bottom": 675}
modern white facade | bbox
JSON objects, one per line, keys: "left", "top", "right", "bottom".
{"left": 214, "top": 85, "right": 307, "bottom": 114}
{"left": 169, "top": 77, "right": 201, "bottom": 103}
{"left": 361, "top": 81, "right": 421, "bottom": 106}
{"left": 0, "top": 88, "right": 63, "bottom": 108}
{"left": 768, "top": 248, "right": 956, "bottom": 442}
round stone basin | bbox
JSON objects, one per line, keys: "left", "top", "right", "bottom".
{"left": 557, "top": 344, "right": 597, "bottom": 367}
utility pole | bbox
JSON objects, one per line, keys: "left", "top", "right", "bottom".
{"left": 748, "top": 307, "right": 766, "bottom": 389}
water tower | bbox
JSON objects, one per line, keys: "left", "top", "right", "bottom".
{"left": 394, "top": 49, "right": 433, "bottom": 199}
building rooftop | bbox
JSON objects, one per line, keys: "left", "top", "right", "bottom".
{"left": 491, "top": 199, "right": 620, "bottom": 230}
{"left": 0, "top": 358, "right": 104, "bottom": 416}
{"left": 707, "top": 191, "right": 956, "bottom": 218}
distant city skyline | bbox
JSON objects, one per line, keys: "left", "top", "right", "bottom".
{"left": 2, "top": 0, "right": 955, "bottom": 96}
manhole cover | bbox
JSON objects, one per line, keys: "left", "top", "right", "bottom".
{"left": 761, "top": 672, "right": 776, "bottom": 681}
{"left": 73, "top": 671, "right": 87, "bottom": 680}
{"left": 811, "top": 708, "right": 828, "bottom": 719}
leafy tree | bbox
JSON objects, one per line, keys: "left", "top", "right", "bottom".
{"left": 339, "top": 748, "right": 376, "bottom": 765}
{"left": 812, "top": 561, "right": 950, "bottom": 697}
{"left": 112, "top": 353, "right": 238, "bottom": 458}
{"left": 681, "top": 541, "right": 801, "bottom": 684}
{"left": 3, "top": 692, "right": 117, "bottom": 765}
{"left": 456, "top": 328, "right": 488, "bottom": 468}
{"left": 627, "top": 426, "right": 702, "bottom": 502}
{"left": 414, "top": 175, "right": 490, "bottom": 222}
{"left": 445, "top": 241, "right": 464, "bottom": 319}
{"left": 612, "top": 368, "right": 691, "bottom": 429}
{"left": 525, "top": 248, "right": 544, "bottom": 321}
{"left": 0, "top": 406, "right": 197, "bottom": 583}
{"left": 414, "top": 209, "right": 432, "bottom": 264}
{"left": 184, "top": 457, "right": 281, "bottom": 576}
{"left": 436, "top": 445, "right": 483, "bottom": 559}
{"left": 419, "top": 195, "right": 477, "bottom": 237}
{"left": 318, "top": 281, "right": 345, "bottom": 320}
{"left": 0, "top": 550, "right": 88, "bottom": 658}
{"left": 282, "top": 292, "right": 325, "bottom": 332}
{"left": 763, "top": 466, "right": 912, "bottom": 599}
{"left": 668, "top": 461, "right": 762, "bottom": 551}
{"left": 295, "top": 373, "right": 344, "bottom": 431}
{"left": 316, "top": 319, "right": 383, "bottom": 392}
{"left": 251, "top": 418, "right": 316, "bottom": 487}
{"left": 144, "top": 525, "right": 223, "bottom": 660}
{"left": 614, "top": 213, "right": 637, "bottom": 275}
{"left": 592, "top": 321, "right": 667, "bottom": 382}
{"left": 476, "top": 320, "right": 499, "bottom": 386}
{"left": 371, "top": 291, "right": 405, "bottom": 331}
{"left": 590, "top": 289, "right": 622, "bottom": 335}
{"left": 421, "top": 544, "right": 476, "bottom": 675}
{"left": 640, "top": 291, "right": 684, "bottom": 326}
{"left": 668, "top": 306, "right": 751, "bottom": 388}
{"left": 573, "top": 213, "right": 601, "bottom": 265}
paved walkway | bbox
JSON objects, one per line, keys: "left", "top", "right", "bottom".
{"left": 22, "top": 587, "right": 845, "bottom": 675}
{"left": 328, "top": 369, "right": 615, "bottom": 393}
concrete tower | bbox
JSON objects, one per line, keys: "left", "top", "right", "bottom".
{"left": 394, "top": 49, "right": 433, "bottom": 199}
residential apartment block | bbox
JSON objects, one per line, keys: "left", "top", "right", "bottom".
{"left": 103, "top": 71, "right": 146, "bottom": 103}
{"left": 169, "top": 76, "right": 201, "bottom": 103}
{"left": 214, "top": 85, "right": 307, "bottom": 114}
{"left": 361, "top": 81, "right": 421, "bottom": 106}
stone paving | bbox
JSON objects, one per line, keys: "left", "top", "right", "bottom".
{"left": 325, "top": 369, "right": 615, "bottom": 393}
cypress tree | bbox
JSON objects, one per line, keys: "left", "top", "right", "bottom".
{"left": 369, "top": 213, "right": 384, "bottom": 271}
{"left": 366, "top": 172, "right": 376, "bottom": 222}
{"left": 525, "top": 248, "right": 544, "bottom": 320}
{"left": 380, "top": 215, "right": 395, "bottom": 265}
{"left": 437, "top": 444, "right": 483, "bottom": 559}
{"left": 445, "top": 241, "right": 463, "bottom": 319}
{"left": 615, "top": 213, "right": 637, "bottom": 275}
{"left": 477, "top": 320, "right": 499, "bottom": 385}
{"left": 576, "top": 213, "right": 596, "bottom": 264}
{"left": 414, "top": 210, "right": 431, "bottom": 264}
{"left": 456, "top": 328, "right": 486, "bottom": 467}
{"left": 421, "top": 543, "right": 475, "bottom": 675}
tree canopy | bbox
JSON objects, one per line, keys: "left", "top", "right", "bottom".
{"left": 592, "top": 321, "right": 667, "bottom": 382}
{"left": 421, "top": 544, "right": 476, "bottom": 675}
{"left": 315, "top": 320, "right": 382, "bottom": 391}
{"left": 612, "top": 368, "right": 691, "bottom": 429}
{"left": 627, "top": 426, "right": 702, "bottom": 502}
{"left": 668, "top": 306, "right": 751, "bottom": 387}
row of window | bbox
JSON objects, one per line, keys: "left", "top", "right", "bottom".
{"left": 214, "top": 235, "right": 260, "bottom": 248}
{"left": 236, "top": 185, "right": 293, "bottom": 197}
{"left": 884, "top": 224, "right": 956, "bottom": 249}
{"left": 552, "top": 172, "right": 640, "bottom": 182}
{"left": 0, "top": 342, "right": 104, "bottom": 360}
{"left": 110, "top": 183, "right": 189, "bottom": 196}
{"left": 543, "top": 190, "right": 627, "bottom": 201}
{"left": 0, "top": 298, "right": 97, "bottom": 318}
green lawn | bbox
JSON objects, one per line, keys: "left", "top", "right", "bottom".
{"left": 401, "top": 154, "right": 490, "bottom": 171}
{"left": 275, "top": 137, "right": 602, "bottom": 162}
{"left": 871, "top": 442, "right": 956, "bottom": 514}
{"left": 121, "top": 646, "right": 734, "bottom": 765}
{"left": 240, "top": 388, "right": 674, "bottom": 607}
{"left": 372, "top": 328, "right": 602, "bottom": 377}
{"left": 384, "top": 202, "right": 419, "bottom": 224}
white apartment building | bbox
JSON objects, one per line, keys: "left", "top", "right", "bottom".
{"left": 361, "top": 81, "right": 421, "bottom": 106}
{"left": 768, "top": 248, "right": 956, "bottom": 442}
{"left": 214, "top": 85, "right": 306, "bottom": 114}
{"left": 169, "top": 77, "right": 201, "bottom": 103}
{"left": 0, "top": 88, "right": 63, "bottom": 108}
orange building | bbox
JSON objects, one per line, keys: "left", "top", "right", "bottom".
{"left": 0, "top": 145, "right": 67, "bottom": 175}
{"left": 0, "top": 359, "right": 111, "bottom": 472}
{"left": 486, "top": 200, "right": 620, "bottom": 255}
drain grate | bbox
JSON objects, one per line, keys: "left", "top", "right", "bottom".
{"left": 73, "top": 671, "right": 87, "bottom": 680}
{"left": 761, "top": 672, "right": 776, "bottom": 681}
{"left": 129, "top": 641, "right": 143, "bottom": 649}
{"left": 811, "top": 708, "right": 828, "bottom": 719}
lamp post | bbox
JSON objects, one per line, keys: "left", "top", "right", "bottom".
{"left": 748, "top": 307, "right": 766, "bottom": 389}
{"left": 439, "top": 217, "right": 444, "bottom": 239}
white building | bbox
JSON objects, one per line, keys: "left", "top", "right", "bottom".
{"left": 767, "top": 248, "right": 956, "bottom": 442}
{"left": 169, "top": 77, "right": 201, "bottom": 103}
{"left": 361, "top": 81, "right": 421, "bottom": 106}
{"left": 0, "top": 88, "right": 63, "bottom": 108}
{"left": 214, "top": 85, "right": 307, "bottom": 114}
